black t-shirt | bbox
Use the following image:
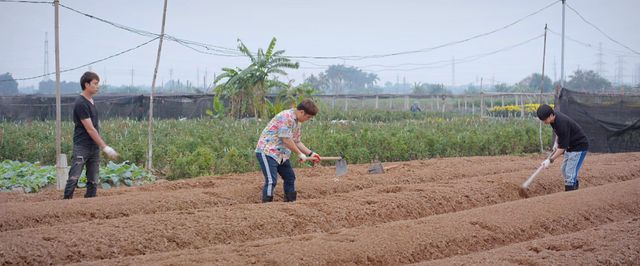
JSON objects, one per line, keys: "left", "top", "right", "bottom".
{"left": 551, "top": 111, "right": 589, "bottom": 152}
{"left": 73, "top": 95, "right": 99, "bottom": 149}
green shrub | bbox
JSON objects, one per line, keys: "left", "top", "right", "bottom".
{"left": 168, "top": 147, "right": 214, "bottom": 180}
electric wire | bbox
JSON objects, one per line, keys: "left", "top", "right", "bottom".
{"left": 567, "top": 3, "right": 640, "bottom": 55}
{"left": 1, "top": 37, "right": 159, "bottom": 82}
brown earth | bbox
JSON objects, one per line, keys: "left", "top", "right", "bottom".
{"left": 1, "top": 152, "right": 639, "bottom": 265}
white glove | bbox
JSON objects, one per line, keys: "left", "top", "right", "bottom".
{"left": 103, "top": 146, "right": 119, "bottom": 159}
{"left": 552, "top": 141, "right": 558, "bottom": 150}
{"left": 541, "top": 159, "right": 551, "bottom": 169}
{"left": 298, "top": 153, "right": 308, "bottom": 161}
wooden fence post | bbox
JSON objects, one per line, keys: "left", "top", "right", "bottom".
{"left": 344, "top": 96, "right": 349, "bottom": 112}
{"left": 464, "top": 96, "right": 468, "bottom": 114}
{"left": 520, "top": 94, "right": 525, "bottom": 118}
{"left": 480, "top": 92, "right": 485, "bottom": 117}
{"left": 472, "top": 101, "right": 475, "bottom": 115}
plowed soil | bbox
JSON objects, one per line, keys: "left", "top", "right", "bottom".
{"left": 1, "top": 152, "right": 639, "bottom": 265}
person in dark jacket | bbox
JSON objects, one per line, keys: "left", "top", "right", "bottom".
{"left": 536, "top": 104, "right": 589, "bottom": 191}
{"left": 63, "top": 71, "right": 118, "bottom": 199}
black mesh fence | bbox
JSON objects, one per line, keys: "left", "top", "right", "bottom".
{"left": 558, "top": 88, "right": 640, "bottom": 153}
{"left": 0, "top": 94, "right": 215, "bottom": 121}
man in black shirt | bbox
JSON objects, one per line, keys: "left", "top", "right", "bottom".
{"left": 63, "top": 71, "right": 118, "bottom": 199}
{"left": 536, "top": 104, "right": 589, "bottom": 191}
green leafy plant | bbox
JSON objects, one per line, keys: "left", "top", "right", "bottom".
{"left": 98, "top": 161, "right": 155, "bottom": 189}
{"left": 0, "top": 160, "right": 55, "bottom": 193}
{"left": 1, "top": 160, "right": 154, "bottom": 193}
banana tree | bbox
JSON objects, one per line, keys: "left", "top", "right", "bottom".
{"left": 236, "top": 37, "right": 299, "bottom": 118}
{"left": 267, "top": 81, "right": 318, "bottom": 118}
{"left": 213, "top": 67, "right": 254, "bottom": 118}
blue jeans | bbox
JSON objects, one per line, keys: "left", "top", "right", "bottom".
{"left": 561, "top": 150, "right": 587, "bottom": 190}
{"left": 256, "top": 153, "right": 296, "bottom": 199}
{"left": 64, "top": 145, "right": 100, "bottom": 199}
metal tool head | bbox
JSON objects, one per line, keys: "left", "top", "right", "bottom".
{"left": 335, "top": 157, "right": 348, "bottom": 177}
{"left": 367, "top": 160, "right": 384, "bottom": 174}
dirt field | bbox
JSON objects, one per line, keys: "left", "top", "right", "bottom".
{"left": 1, "top": 152, "right": 639, "bottom": 265}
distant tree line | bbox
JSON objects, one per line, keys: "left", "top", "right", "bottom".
{"left": 1, "top": 66, "right": 637, "bottom": 97}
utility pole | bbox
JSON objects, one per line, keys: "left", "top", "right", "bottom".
{"left": 560, "top": 0, "right": 566, "bottom": 87}
{"left": 148, "top": 0, "right": 168, "bottom": 170}
{"left": 130, "top": 67, "right": 134, "bottom": 88}
{"left": 539, "top": 24, "right": 549, "bottom": 153}
{"left": 54, "top": 0, "right": 64, "bottom": 188}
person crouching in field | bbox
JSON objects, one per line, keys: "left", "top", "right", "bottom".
{"left": 536, "top": 104, "right": 589, "bottom": 191}
{"left": 63, "top": 71, "right": 118, "bottom": 199}
{"left": 255, "top": 99, "right": 322, "bottom": 203}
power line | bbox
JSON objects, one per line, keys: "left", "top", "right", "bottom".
{"left": 0, "top": 0, "right": 51, "bottom": 3}
{"left": 1, "top": 37, "right": 159, "bottom": 82}
{"left": 58, "top": 0, "right": 557, "bottom": 61}
{"left": 58, "top": 3, "right": 242, "bottom": 56}
{"left": 547, "top": 27, "right": 638, "bottom": 57}
{"left": 298, "top": 34, "right": 544, "bottom": 73}
{"left": 566, "top": 3, "right": 640, "bottom": 55}
{"left": 285, "top": 0, "right": 559, "bottom": 60}
{"left": 370, "top": 34, "right": 544, "bottom": 72}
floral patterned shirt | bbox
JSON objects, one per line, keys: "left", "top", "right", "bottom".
{"left": 255, "top": 108, "right": 301, "bottom": 163}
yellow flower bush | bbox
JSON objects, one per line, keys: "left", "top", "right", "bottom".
{"left": 489, "top": 104, "right": 554, "bottom": 117}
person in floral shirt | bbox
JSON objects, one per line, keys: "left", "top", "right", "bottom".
{"left": 255, "top": 99, "right": 322, "bottom": 203}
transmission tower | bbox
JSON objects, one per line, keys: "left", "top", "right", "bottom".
{"left": 615, "top": 56, "right": 624, "bottom": 86}
{"left": 595, "top": 42, "right": 606, "bottom": 76}
{"left": 204, "top": 68, "right": 208, "bottom": 89}
{"left": 451, "top": 56, "right": 456, "bottom": 86}
{"left": 553, "top": 57, "right": 557, "bottom": 83}
{"left": 632, "top": 64, "right": 640, "bottom": 86}
{"left": 43, "top": 32, "right": 50, "bottom": 80}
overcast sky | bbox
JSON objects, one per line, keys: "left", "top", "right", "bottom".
{"left": 1, "top": 0, "right": 639, "bottom": 90}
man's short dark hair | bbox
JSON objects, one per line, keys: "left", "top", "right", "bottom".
{"left": 536, "top": 104, "right": 554, "bottom": 120}
{"left": 80, "top": 71, "right": 100, "bottom": 91}
{"left": 296, "top": 99, "right": 318, "bottom": 116}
